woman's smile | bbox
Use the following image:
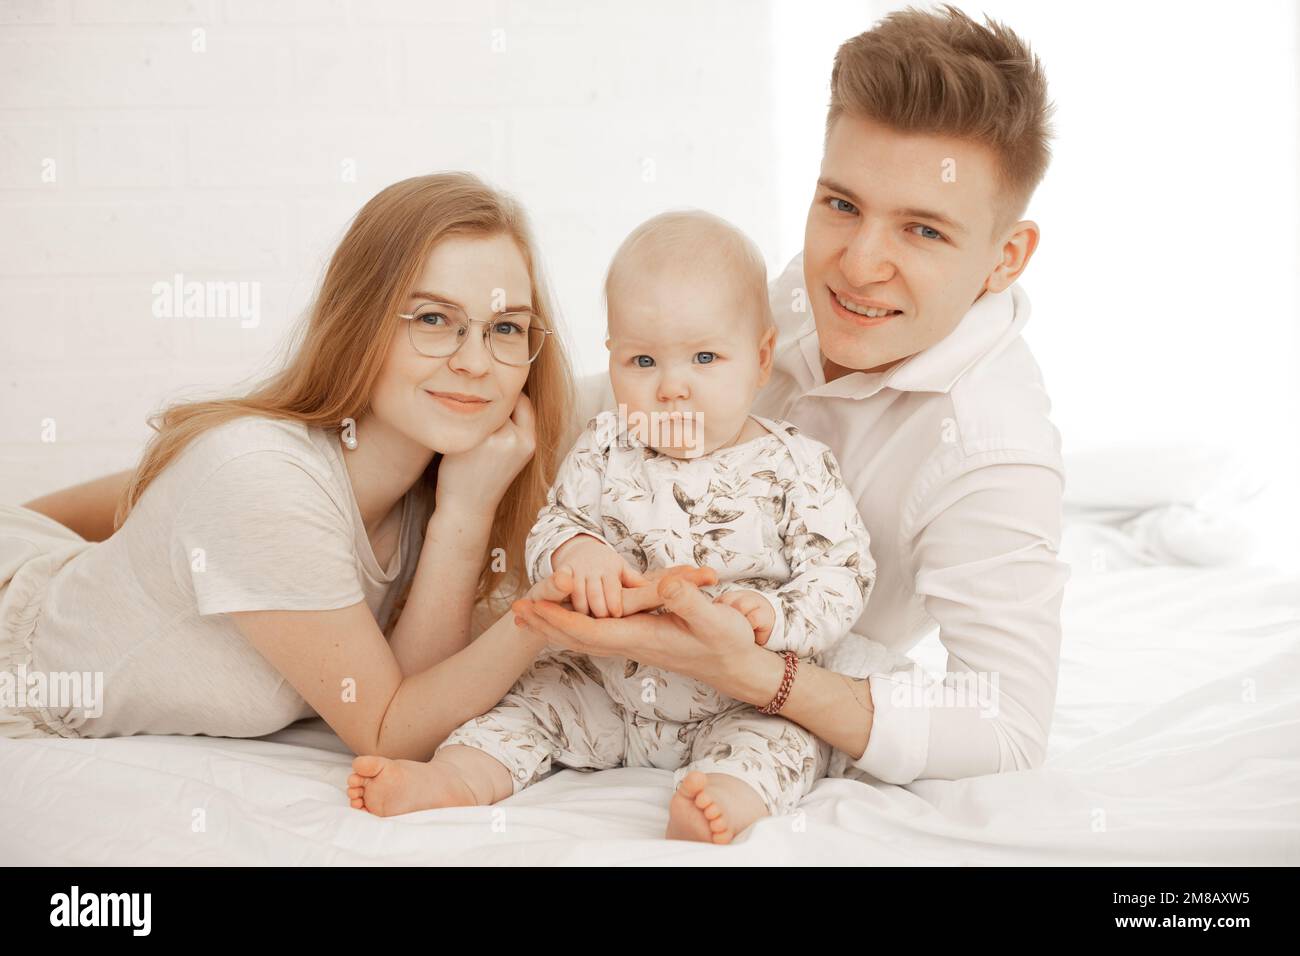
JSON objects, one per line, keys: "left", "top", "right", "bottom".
{"left": 425, "top": 389, "right": 492, "bottom": 413}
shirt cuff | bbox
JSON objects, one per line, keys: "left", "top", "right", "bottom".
{"left": 849, "top": 669, "right": 932, "bottom": 784}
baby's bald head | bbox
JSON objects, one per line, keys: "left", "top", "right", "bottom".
{"left": 604, "top": 209, "right": 774, "bottom": 341}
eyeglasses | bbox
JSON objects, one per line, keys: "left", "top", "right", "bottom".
{"left": 398, "top": 300, "right": 552, "bottom": 367}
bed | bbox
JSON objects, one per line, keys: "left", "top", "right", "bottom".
{"left": 4, "top": 406, "right": 1297, "bottom": 865}
{"left": 3, "top": 551, "right": 1296, "bottom": 866}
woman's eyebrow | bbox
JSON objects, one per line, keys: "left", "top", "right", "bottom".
{"left": 409, "top": 290, "right": 534, "bottom": 312}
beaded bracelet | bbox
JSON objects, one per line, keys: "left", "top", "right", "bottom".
{"left": 758, "top": 651, "right": 799, "bottom": 715}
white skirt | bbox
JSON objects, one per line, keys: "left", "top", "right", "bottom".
{"left": 0, "top": 503, "right": 95, "bottom": 738}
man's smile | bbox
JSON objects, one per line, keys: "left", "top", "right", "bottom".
{"left": 829, "top": 286, "right": 903, "bottom": 327}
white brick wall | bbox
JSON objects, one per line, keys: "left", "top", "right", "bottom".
{"left": 13, "top": 0, "right": 1292, "bottom": 574}
{"left": 0, "top": 0, "right": 782, "bottom": 503}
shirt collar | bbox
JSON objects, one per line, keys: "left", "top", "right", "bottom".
{"left": 790, "top": 283, "right": 1030, "bottom": 401}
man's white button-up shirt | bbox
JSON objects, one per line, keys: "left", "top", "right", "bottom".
{"left": 752, "top": 254, "right": 1071, "bottom": 785}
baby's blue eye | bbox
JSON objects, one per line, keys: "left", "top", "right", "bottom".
{"left": 695, "top": 352, "right": 716, "bottom": 364}
{"left": 828, "top": 197, "right": 857, "bottom": 214}
{"left": 909, "top": 224, "right": 944, "bottom": 241}
{"left": 633, "top": 355, "right": 654, "bottom": 368}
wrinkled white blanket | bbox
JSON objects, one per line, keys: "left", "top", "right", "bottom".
{"left": 2, "top": 563, "right": 1296, "bottom": 865}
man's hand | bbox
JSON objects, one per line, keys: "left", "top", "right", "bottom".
{"left": 715, "top": 589, "right": 776, "bottom": 645}
{"left": 617, "top": 565, "right": 718, "bottom": 615}
{"left": 511, "top": 567, "right": 759, "bottom": 685}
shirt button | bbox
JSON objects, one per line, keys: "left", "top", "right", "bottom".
{"left": 516, "top": 768, "right": 528, "bottom": 781}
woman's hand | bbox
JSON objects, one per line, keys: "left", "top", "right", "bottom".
{"left": 514, "top": 566, "right": 581, "bottom": 654}
{"left": 511, "top": 568, "right": 759, "bottom": 687}
{"left": 434, "top": 391, "right": 537, "bottom": 517}
{"left": 524, "top": 564, "right": 578, "bottom": 605}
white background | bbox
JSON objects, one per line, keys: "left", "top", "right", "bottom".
{"left": 1, "top": 0, "right": 1297, "bottom": 566}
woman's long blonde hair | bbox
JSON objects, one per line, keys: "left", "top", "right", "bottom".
{"left": 118, "top": 172, "right": 577, "bottom": 614}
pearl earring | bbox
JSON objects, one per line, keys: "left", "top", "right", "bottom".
{"left": 340, "top": 417, "right": 358, "bottom": 450}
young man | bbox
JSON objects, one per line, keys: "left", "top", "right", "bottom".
{"left": 548, "top": 4, "right": 1068, "bottom": 789}
{"left": 751, "top": 2, "right": 1067, "bottom": 785}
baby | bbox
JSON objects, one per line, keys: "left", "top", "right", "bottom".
{"left": 352, "top": 210, "right": 876, "bottom": 842}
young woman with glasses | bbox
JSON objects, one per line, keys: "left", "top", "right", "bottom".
{"left": 2, "top": 172, "right": 708, "bottom": 756}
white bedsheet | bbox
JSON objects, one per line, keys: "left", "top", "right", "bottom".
{"left": 2, "top": 563, "right": 1298, "bottom": 866}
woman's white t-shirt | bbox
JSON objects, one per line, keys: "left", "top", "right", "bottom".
{"left": 27, "top": 416, "right": 428, "bottom": 739}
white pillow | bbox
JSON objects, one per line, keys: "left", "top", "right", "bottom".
{"left": 1063, "top": 504, "right": 1258, "bottom": 572}
{"left": 1063, "top": 442, "right": 1265, "bottom": 514}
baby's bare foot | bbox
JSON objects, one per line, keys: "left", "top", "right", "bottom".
{"left": 666, "top": 770, "right": 769, "bottom": 844}
{"left": 347, "top": 754, "right": 480, "bottom": 818}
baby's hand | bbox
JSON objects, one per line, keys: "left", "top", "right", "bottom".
{"left": 551, "top": 533, "right": 648, "bottom": 618}
{"left": 714, "top": 589, "right": 776, "bottom": 645}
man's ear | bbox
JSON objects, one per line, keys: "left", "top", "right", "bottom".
{"left": 985, "top": 219, "right": 1040, "bottom": 294}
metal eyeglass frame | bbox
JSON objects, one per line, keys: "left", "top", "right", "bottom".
{"left": 397, "top": 301, "right": 553, "bottom": 367}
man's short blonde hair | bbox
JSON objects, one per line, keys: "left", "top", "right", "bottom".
{"left": 604, "top": 209, "right": 775, "bottom": 339}
{"left": 826, "top": 3, "right": 1055, "bottom": 232}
